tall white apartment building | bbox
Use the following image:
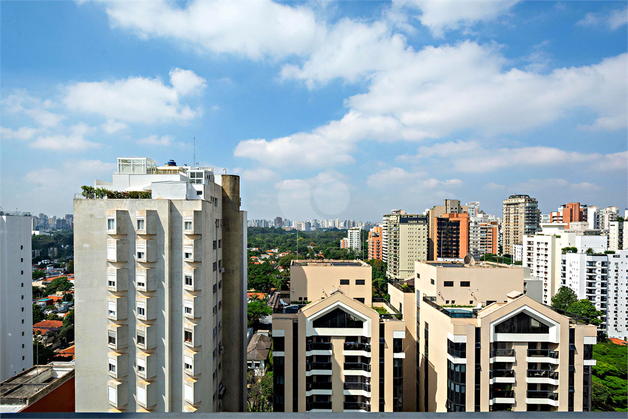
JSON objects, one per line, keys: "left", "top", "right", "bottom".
{"left": 74, "top": 157, "right": 247, "bottom": 412}
{"left": 523, "top": 224, "right": 607, "bottom": 305}
{"left": 607, "top": 251, "right": 628, "bottom": 340}
{"left": 502, "top": 194, "right": 541, "bottom": 256}
{"left": 0, "top": 212, "right": 33, "bottom": 380}
{"left": 382, "top": 211, "right": 428, "bottom": 279}
{"left": 585, "top": 206, "right": 599, "bottom": 230}
{"left": 345, "top": 227, "right": 362, "bottom": 254}
{"left": 608, "top": 220, "right": 627, "bottom": 251}
{"left": 466, "top": 201, "right": 480, "bottom": 218}
{"left": 598, "top": 206, "right": 619, "bottom": 232}
{"left": 468, "top": 221, "right": 498, "bottom": 260}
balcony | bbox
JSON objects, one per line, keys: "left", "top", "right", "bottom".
{"left": 490, "top": 390, "right": 515, "bottom": 405}
{"left": 344, "top": 402, "right": 371, "bottom": 412}
{"left": 527, "top": 390, "right": 559, "bottom": 406}
{"left": 490, "top": 349, "right": 515, "bottom": 362}
{"left": 306, "top": 362, "right": 332, "bottom": 371}
{"left": 307, "top": 381, "right": 332, "bottom": 391}
{"left": 527, "top": 370, "right": 559, "bottom": 385}
{"left": 489, "top": 369, "right": 515, "bottom": 384}
{"left": 344, "top": 382, "right": 371, "bottom": 392}
{"left": 344, "top": 362, "right": 371, "bottom": 372}
{"left": 306, "top": 342, "right": 332, "bottom": 351}
{"left": 527, "top": 349, "right": 559, "bottom": 364}
{"left": 344, "top": 342, "right": 371, "bottom": 352}
{"left": 306, "top": 401, "right": 332, "bottom": 411}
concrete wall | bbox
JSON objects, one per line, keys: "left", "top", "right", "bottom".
{"left": 0, "top": 214, "right": 33, "bottom": 381}
{"left": 290, "top": 262, "right": 372, "bottom": 306}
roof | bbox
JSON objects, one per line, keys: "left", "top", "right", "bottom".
{"left": 57, "top": 345, "right": 75, "bottom": 360}
{"left": 0, "top": 364, "right": 74, "bottom": 406}
{"left": 33, "top": 320, "right": 63, "bottom": 330}
{"left": 609, "top": 338, "right": 627, "bottom": 346}
{"left": 247, "top": 292, "right": 266, "bottom": 300}
{"left": 246, "top": 333, "right": 272, "bottom": 361}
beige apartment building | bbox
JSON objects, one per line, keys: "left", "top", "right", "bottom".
{"left": 272, "top": 260, "right": 406, "bottom": 412}
{"left": 414, "top": 261, "right": 596, "bottom": 412}
{"left": 502, "top": 194, "right": 541, "bottom": 256}
{"left": 74, "top": 157, "right": 247, "bottom": 413}
{"left": 382, "top": 211, "right": 428, "bottom": 279}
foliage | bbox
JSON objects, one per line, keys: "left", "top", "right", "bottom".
{"left": 46, "top": 312, "right": 61, "bottom": 321}
{"left": 551, "top": 286, "right": 578, "bottom": 311}
{"left": 562, "top": 247, "right": 578, "bottom": 254}
{"left": 247, "top": 299, "right": 272, "bottom": 327}
{"left": 480, "top": 253, "right": 512, "bottom": 264}
{"left": 32, "top": 270, "right": 46, "bottom": 280}
{"left": 66, "top": 260, "right": 74, "bottom": 274}
{"left": 366, "top": 259, "right": 388, "bottom": 298}
{"left": 586, "top": 248, "right": 594, "bottom": 254}
{"left": 32, "top": 286, "right": 45, "bottom": 300}
{"left": 592, "top": 340, "right": 627, "bottom": 411}
{"left": 63, "top": 309, "right": 74, "bottom": 328}
{"left": 81, "top": 185, "right": 151, "bottom": 199}
{"left": 32, "top": 230, "right": 74, "bottom": 262}
{"left": 247, "top": 370, "right": 273, "bottom": 412}
{"left": 33, "top": 304, "right": 44, "bottom": 324}
{"left": 248, "top": 261, "right": 281, "bottom": 293}
{"left": 567, "top": 299, "right": 604, "bottom": 325}
{"left": 45, "top": 276, "right": 72, "bottom": 295}
{"left": 33, "top": 341, "right": 55, "bottom": 364}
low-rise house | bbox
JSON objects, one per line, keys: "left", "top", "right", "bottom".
{"left": 247, "top": 333, "right": 272, "bottom": 376}
{"left": 33, "top": 320, "right": 63, "bottom": 336}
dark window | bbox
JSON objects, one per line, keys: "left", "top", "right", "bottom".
{"left": 313, "top": 308, "right": 364, "bottom": 328}
{"left": 494, "top": 312, "right": 549, "bottom": 334}
{"left": 444, "top": 281, "right": 454, "bottom": 287}
{"left": 430, "top": 278, "right": 435, "bottom": 285}
{"left": 460, "top": 281, "right": 470, "bottom": 287}
{"left": 340, "top": 279, "right": 350, "bottom": 285}
{"left": 354, "top": 298, "right": 365, "bottom": 304}
{"left": 213, "top": 240, "right": 217, "bottom": 249}
{"left": 447, "top": 339, "right": 466, "bottom": 358}
{"left": 356, "top": 279, "right": 366, "bottom": 285}
{"left": 274, "top": 336, "right": 285, "bottom": 351}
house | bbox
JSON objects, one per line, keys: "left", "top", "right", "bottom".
{"left": 246, "top": 333, "right": 272, "bottom": 376}
{"left": 33, "top": 320, "right": 63, "bottom": 335}
{"left": 247, "top": 292, "right": 267, "bottom": 302}
{"left": 56, "top": 345, "right": 75, "bottom": 361}
{"left": 36, "top": 299, "right": 52, "bottom": 308}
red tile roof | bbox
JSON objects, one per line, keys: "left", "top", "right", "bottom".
{"left": 33, "top": 320, "right": 63, "bottom": 334}
{"left": 247, "top": 292, "right": 267, "bottom": 300}
{"left": 57, "top": 345, "right": 75, "bottom": 360}
{"left": 609, "top": 338, "right": 627, "bottom": 346}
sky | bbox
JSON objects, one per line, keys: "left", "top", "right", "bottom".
{"left": 1, "top": 0, "right": 627, "bottom": 222}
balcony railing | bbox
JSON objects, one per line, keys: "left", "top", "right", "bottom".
{"left": 490, "top": 349, "right": 515, "bottom": 357}
{"left": 306, "top": 401, "right": 332, "bottom": 410}
{"left": 491, "top": 390, "right": 514, "bottom": 399}
{"left": 344, "top": 362, "right": 371, "bottom": 372}
{"left": 393, "top": 343, "right": 403, "bottom": 353}
{"left": 527, "top": 390, "right": 558, "bottom": 400}
{"left": 344, "top": 402, "right": 371, "bottom": 411}
{"left": 344, "top": 342, "right": 371, "bottom": 352}
{"left": 307, "top": 381, "right": 332, "bottom": 390}
{"left": 344, "top": 382, "right": 371, "bottom": 392}
{"left": 490, "top": 369, "right": 515, "bottom": 378}
{"left": 527, "top": 349, "right": 559, "bottom": 358}
{"left": 306, "top": 342, "right": 332, "bottom": 351}
{"left": 307, "top": 362, "right": 332, "bottom": 371}
{"left": 527, "top": 370, "right": 559, "bottom": 379}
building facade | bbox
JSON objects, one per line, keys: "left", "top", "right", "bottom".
{"left": 606, "top": 250, "right": 628, "bottom": 340}
{"left": 428, "top": 199, "right": 467, "bottom": 260}
{"left": 383, "top": 212, "right": 428, "bottom": 279}
{"left": 272, "top": 260, "right": 406, "bottom": 413}
{"left": 367, "top": 227, "right": 383, "bottom": 261}
{"left": 0, "top": 213, "right": 34, "bottom": 381}
{"left": 550, "top": 203, "right": 585, "bottom": 228}
{"left": 434, "top": 213, "right": 469, "bottom": 260}
{"left": 608, "top": 220, "right": 627, "bottom": 251}
{"left": 502, "top": 195, "right": 541, "bottom": 256}
{"left": 74, "top": 157, "right": 246, "bottom": 412}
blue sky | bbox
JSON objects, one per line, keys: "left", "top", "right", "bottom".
{"left": 1, "top": 0, "right": 626, "bottom": 221}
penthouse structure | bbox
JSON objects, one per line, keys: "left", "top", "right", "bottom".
{"left": 550, "top": 203, "right": 586, "bottom": 228}
{"left": 74, "top": 157, "right": 247, "bottom": 412}
{"left": 414, "top": 261, "right": 596, "bottom": 412}
{"left": 272, "top": 260, "right": 407, "bottom": 412}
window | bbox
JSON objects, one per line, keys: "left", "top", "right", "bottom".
{"left": 354, "top": 298, "right": 365, "bottom": 303}
{"left": 184, "top": 221, "right": 193, "bottom": 231}
{"left": 137, "top": 302, "right": 146, "bottom": 317}
{"left": 107, "top": 245, "right": 116, "bottom": 260}
{"left": 218, "top": 239, "right": 222, "bottom": 248}
{"left": 108, "top": 386, "right": 117, "bottom": 403}
{"left": 356, "top": 279, "right": 366, "bottom": 285}
{"left": 340, "top": 279, "right": 350, "bottom": 285}
{"left": 184, "top": 300, "right": 193, "bottom": 316}
{"left": 137, "top": 333, "right": 146, "bottom": 346}
{"left": 137, "top": 357, "right": 146, "bottom": 373}
{"left": 137, "top": 386, "right": 147, "bottom": 405}
{"left": 185, "top": 330, "right": 193, "bottom": 343}
{"left": 219, "top": 280, "right": 222, "bottom": 289}
{"left": 213, "top": 262, "right": 217, "bottom": 271}
{"left": 431, "top": 278, "right": 435, "bottom": 285}
{"left": 136, "top": 219, "right": 145, "bottom": 230}
{"left": 185, "top": 274, "right": 193, "bottom": 287}
{"left": 108, "top": 358, "right": 116, "bottom": 373}
{"left": 108, "top": 333, "right": 116, "bottom": 345}
{"left": 313, "top": 308, "right": 364, "bottom": 328}
{"left": 494, "top": 312, "right": 550, "bottom": 334}
{"left": 185, "top": 252, "right": 193, "bottom": 259}
{"left": 460, "top": 281, "right": 470, "bottom": 287}
{"left": 184, "top": 384, "right": 194, "bottom": 402}
{"left": 184, "top": 356, "right": 193, "bottom": 371}
{"left": 107, "top": 218, "right": 115, "bottom": 231}
{"left": 137, "top": 274, "right": 146, "bottom": 289}
{"left": 137, "top": 251, "right": 145, "bottom": 260}
{"left": 213, "top": 284, "right": 217, "bottom": 293}
{"left": 444, "top": 281, "right": 454, "bottom": 287}
{"left": 108, "top": 273, "right": 116, "bottom": 288}
{"left": 213, "top": 240, "right": 217, "bottom": 249}
{"left": 108, "top": 302, "right": 116, "bottom": 317}
{"left": 213, "top": 305, "right": 217, "bottom": 315}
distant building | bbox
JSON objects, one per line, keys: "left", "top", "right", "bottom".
{"left": 598, "top": 206, "right": 619, "bottom": 232}
{"left": 435, "top": 213, "right": 469, "bottom": 260}
{"left": 383, "top": 211, "right": 428, "bottom": 279}
{"left": 246, "top": 333, "right": 272, "bottom": 377}
{"left": 550, "top": 203, "right": 586, "bottom": 228}
{"left": 368, "top": 227, "right": 383, "bottom": 260}
{"left": 466, "top": 201, "right": 480, "bottom": 218}
{"left": 342, "top": 227, "right": 362, "bottom": 254}
{"left": 274, "top": 217, "right": 283, "bottom": 228}
{"left": 428, "top": 200, "right": 467, "bottom": 260}
{"left": 468, "top": 221, "right": 499, "bottom": 260}
{"left": 607, "top": 251, "right": 628, "bottom": 340}
{"left": 0, "top": 212, "right": 33, "bottom": 380}
{"left": 608, "top": 220, "right": 627, "bottom": 251}
{"left": 502, "top": 194, "right": 540, "bottom": 256}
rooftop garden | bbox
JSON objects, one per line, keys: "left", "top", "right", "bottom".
{"left": 80, "top": 186, "right": 151, "bottom": 199}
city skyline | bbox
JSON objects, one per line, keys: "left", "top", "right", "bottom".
{"left": 1, "top": 1, "right": 627, "bottom": 220}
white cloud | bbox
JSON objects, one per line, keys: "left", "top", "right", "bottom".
{"left": 136, "top": 134, "right": 175, "bottom": 146}
{"left": 403, "top": 141, "right": 628, "bottom": 173}
{"left": 577, "top": 7, "right": 628, "bottom": 30}
{"left": 1, "top": 91, "right": 65, "bottom": 127}
{"left": 0, "top": 126, "right": 39, "bottom": 141}
{"left": 239, "top": 168, "right": 281, "bottom": 183}
{"left": 394, "top": 0, "right": 521, "bottom": 37}
{"left": 63, "top": 69, "right": 205, "bottom": 124}
{"left": 25, "top": 159, "right": 115, "bottom": 188}
{"left": 101, "top": 119, "right": 128, "bottom": 134}
{"left": 92, "top": 0, "right": 323, "bottom": 60}
{"left": 367, "top": 167, "right": 463, "bottom": 190}
{"left": 29, "top": 123, "right": 100, "bottom": 151}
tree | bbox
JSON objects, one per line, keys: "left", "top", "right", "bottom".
{"left": 66, "top": 260, "right": 74, "bottom": 274}
{"left": 247, "top": 299, "right": 272, "bottom": 327}
{"left": 247, "top": 370, "right": 273, "bottom": 412}
{"left": 63, "top": 309, "right": 74, "bottom": 328}
{"left": 33, "top": 341, "right": 55, "bottom": 364}
{"left": 45, "top": 276, "right": 72, "bottom": 295}
{"left": 32, "top": 270, "right": 45, "bottom": 280}
{"left": 46, "top": 312, "right": 61, "bottom": 321}
{"left": 32, "top": 304, "right": 44, "bottom": 324}
{"left": 551, "top": 286, "right": 577, "bottom": 311}
{"left": 592, "top": 340, "right": 627, "bottom": 411}
{"left": 567, "top": 299, "right": 604, "bottom": 325}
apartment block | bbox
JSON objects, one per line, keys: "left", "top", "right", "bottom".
{"left": 502, "top": 195, "right": 541, "bottom": 256}
{"left": 550, "top": 203, "right": 585, "bottom": 228}
{"left": 341, "top": 228, "right": 362, "bottom": 254}
{"left": 428, "top": 199, "right": 467, "bottom": 260}
{"left": 272, "top": 260, "right": 406, "bottom": 413}
{"left": 469, "top": 221, "right": 498, "bottom": 260}
{"left": 0, "top": 212, "right": 33, "bottom": 381}
{"left": 383, "top": 211, "right": 428, "bottom": 279}
{"left": 434, "top": 213, "right": 469, "bottom": 260}
{"left": 606, "top": 251, "right": 628, "bottom": 340}
{"left": 74, "top": 157, "right": 246, "bottom": 412}
{"left": 608, "top": 220, "right": 627, "bottom": 251}
{"left": 367, "top": 227, "right": 383, "bottom": 261}
{"left": 416, "top": 291, "right": 596, "bottom": 412}
{"left": 598, "top": 206, "right": 619, "bottom": 232}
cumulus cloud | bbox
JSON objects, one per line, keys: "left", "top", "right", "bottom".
{"left": 29, "top": 123, "right": 100, "bottom": 151}
{"left": 136, "top": 135, "right": 175, "bottom": 146}
{"left": 577, "top": 6, "right": 628, "bottom": 30}
{"left": 238, "top": 167, "right": 281, "bottom": 183}
{"left": 91, "top": 0, "right": 323, "bottom": 59}
{"left": 63, "top": 68, "right": 206, "bottom": 124}
{"left": 101, "top": 119, "right": 128, "bottom": 134}
{"left": 394, "top": 0, "right": 521, "bottom": 37}
{"left": 367, "top": 167, "right": 463, "bottom": 190}
{"left": 0, "top": 127, "right": 39, "bottom": 141}
{"left": 1, "top": 91, "right": 65, "bottom": 127}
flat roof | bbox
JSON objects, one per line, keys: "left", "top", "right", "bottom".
{"left": 1, "top": 364, "right": 74, "bottom": 406}
{"left": 291, "top": 259, "right": 367, "bottom": 267}
{"left": 423, "top": 261, "right": 520, "bottom": 269}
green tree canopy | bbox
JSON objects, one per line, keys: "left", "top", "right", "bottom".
{"left": 45, "top": 276, "right": 72, "bottom": 295}
{"left": 32, "top": 304, "right": 44, "bottom": 324}
{"left": 551, "top": 286, "right": 578, "bottom": 311}
{"left": 567, "top": 299, "right": 604, "bottom": 325}
{"left": 247, "top": 299, "right": 272, "bottom": 327}
{"left": 32, "top": 270, "right": 45, "bottom": 280}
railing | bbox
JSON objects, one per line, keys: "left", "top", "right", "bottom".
{"left": 344, "top": 382, "right": 371, "bottom": 392}
{"left": 527, "top": 349, "right": 559, "bottom": 358}
{"left": 490, "top": 369, "right": 515, "bottom": 378}
{"left": 527, "top": 390, "right": 558, "bottom": 400}
{"left": 491, "top": 349, "right": 515, "bottom": 357}
{"left": 343, "top": 402, "right": 371, "bottom": 411}
{"left": 306, "top": 342, "right": 332, "bottom": 351}
{"left": 527, "top": 370, "right": 559, "bottom": 379}
{"left": 448, "top": 348, "right": 466, "bottom": 358}
{"left": 344, "top": 362, "right": 371, "bottom": 372}
{"left": 307, "top": 362, "right": 332, "bottom": 371}
{"left": 344, "top": 342, "right": 371, "bottom": 352}
{"left": 491, "top": 390, "right": 514, "bottom": 399}
{"left": 307, "top": 381, "right": 332, "bottom": 390}
{"left": 306, "top": 401, "right": 332, "bottom": 410}
{"left": 393, "top": 342, "right": 403, "bottom": 353}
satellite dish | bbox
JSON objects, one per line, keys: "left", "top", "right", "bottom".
{"left": 463, "top": 254, "right": 476, "bottom": 266}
